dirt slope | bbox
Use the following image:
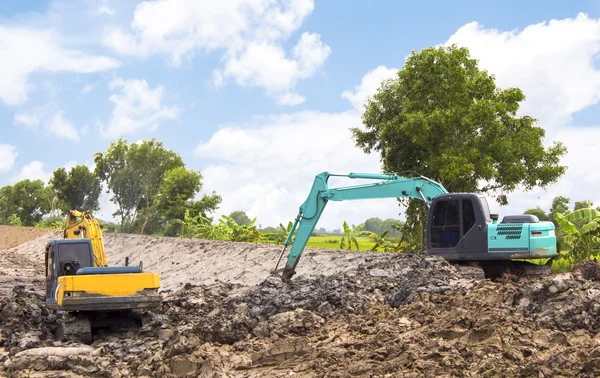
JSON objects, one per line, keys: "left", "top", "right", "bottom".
{"left": 8, "top": 230, "right": 399, "bottom": 292}
{"left": 0, "top": 225, "right": 55, "bottom": 250}
{"left": 0, "top": 227, "right": 60, "bottom": 297}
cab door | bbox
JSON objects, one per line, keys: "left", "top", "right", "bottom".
{"left": 457, "top": 197, "right": 488, "bottom": 255}
{"left": 44, "top": 243, "right": 57, "bottom": 304}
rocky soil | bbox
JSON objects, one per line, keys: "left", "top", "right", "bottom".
{"left": 3, "top": 228, "right": 600, "bottom": 377}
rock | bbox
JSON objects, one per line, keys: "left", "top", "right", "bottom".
{"left": 169, "top": 355, "right": 202, "bottom": 377}
{"left": 158, "top": 328, "right": 176, "bottom": 341}
{"left": 369, "top": 268, "right": 391, "bottom": 277}
{"left": 14, "top": 346, "right": 95, "bottom": 358}
{"left": 581, "top": 260, "right": 600, "bottom": 280}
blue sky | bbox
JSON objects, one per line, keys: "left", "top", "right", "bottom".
{"left": 1, "top": 0, "right": 600, "bottom": 229}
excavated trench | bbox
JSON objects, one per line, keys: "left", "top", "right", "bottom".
{"left": 3, "top": 250, "right": 600, "bottom": 377}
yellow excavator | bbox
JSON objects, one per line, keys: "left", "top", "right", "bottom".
{"left": 44, "top": 210, "right": 161, "bottom": 343}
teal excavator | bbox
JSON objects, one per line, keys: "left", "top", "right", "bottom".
{"left": 275, "top": 172, "right": 557, "bottom": 281}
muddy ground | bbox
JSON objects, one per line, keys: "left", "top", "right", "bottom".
{"left": 2, "top": 227, "right": 600, "bottom": 377}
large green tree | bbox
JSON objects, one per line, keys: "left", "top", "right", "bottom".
{"left": 94, "top": 138, "right": 184, "bottom": 233}
{"left": 523, "top": 206, "right": 551, "bottom": 222}
{"left": 0, "top": 185, "right": 15, "bottom": 224}
{"left": 156, "top": 166, "right": 222, "bottom": 235}
{"left": 351, "top": 45, "right": 567, "bottom": 246}
{"left": 49, "top": 165, "right": 101, "bottom": 212}
{"left": 10, "top": 179, "right": 49, "bottom": 226}
{"left": 94, "top": 138, "right": 220, "bottom": 234}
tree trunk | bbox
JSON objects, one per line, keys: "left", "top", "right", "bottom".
{"left": 140, "top": 216, "right": 148, "bottom": 235}
{"left": 140, "top": 187, "right": 150, "bottom": 235}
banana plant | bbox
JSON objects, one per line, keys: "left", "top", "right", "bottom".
{"left": 218, "top": 215, "right": 263, "bottom": 242}
{"left": 7, "top": 213, "right": 21, "bottom": 226}
{"left": 339, "top": 221, "right": 364, "bottom": 250}
{"left": 173, "top": 209, "right": 229, "bottom": 240}
{"left": 368, "top": 230, "right": 396, "bottom": 252}
{"left": 554, "top": 208, "right": 600, "bottom": 263}
{"left": 275, "top": 221, "right": 295, "bottom": 245}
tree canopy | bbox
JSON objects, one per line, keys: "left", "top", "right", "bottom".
{"left": 352, "top": 45, "right": 567, "bottom": 203}
{"left": 50, "top": 165, "right": 101, "bottom": 212}
{"left": 94, "top": 138, "right": 220, "bottom": 233}
{"left": 351, "top": 45, "right": 568, "bottom": 247}
{"left": 228, "top": 210, "right": 251, "bottom": 226}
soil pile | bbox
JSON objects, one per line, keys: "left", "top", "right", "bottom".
{"left": 3, "top": 253, "right": 600, "bottom": 377}
{"left": 0, "top": 226, "right": 55, "bottom": 250}
{"left": 8, "top": 230, "right": 412, "bottom": 292}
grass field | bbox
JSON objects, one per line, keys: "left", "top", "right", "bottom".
{"left": 306, "top": 235, "right": 379, "bottom": 251}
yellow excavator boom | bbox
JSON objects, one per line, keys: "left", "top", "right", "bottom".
{"left": 63, "top": 210, "right": 107, "bottom": 267}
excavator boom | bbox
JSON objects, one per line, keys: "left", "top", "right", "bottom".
{"left": 64, "top": 210, "right": 107, "bottom": 267}
{"left": 278, "top": 172, "right": 449, "bottom": 280}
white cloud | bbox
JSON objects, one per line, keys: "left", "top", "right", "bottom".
{"left": 81, "top": 83, "right": 96, "bottom": 95}
{"left": 341, "top": 65, "right": 399, "bottom": 110}
{"left": 14, "top": 108, "right": 80, "bottom": 142}
{"left": 103, "top": 0, "right": 328, "bottom": 105}
{"left": 0, "top": 25, "right": 120, "bottom": 106}
{"left": 0, "top": 145, "right": 18, "bottom": 174}
{"left": 100, "top": 77, "right": 180, "bottom": 138}
{"left": 98, "top": 6, "right": 115, "bottom": 16}
{"left": 12, "top": 161, "right": 50, "bottom": 183}
{"left": 47, "top": 111, "right": 80, "bottom": 142}
{"left": 444, "top": 12, "right": 600, "bottom": 134}
{"left": 194, "top": 13, "right": 600, "bottom": 229}
{"left": 13, "top": 112, "right": 40, "bottom": 128}
{"left": 215, "top": 32, "right": 330, "bottom": 105}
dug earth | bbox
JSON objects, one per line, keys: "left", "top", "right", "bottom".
{"left": 2, "top": 228, "right": 600, "bottom": 377}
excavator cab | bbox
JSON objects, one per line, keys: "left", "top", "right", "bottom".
{"left": 427, "top": 193, "right": 557, "bottom": 261}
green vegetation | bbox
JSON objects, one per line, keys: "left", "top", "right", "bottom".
{"left": 524, "top": 197, "right": 600, "bottom": 272}
{"left": 306, "top": 235, "right": 377, "bottom": 250}
{"left": 352, "top": 44, "right": 567, "bottom": 250}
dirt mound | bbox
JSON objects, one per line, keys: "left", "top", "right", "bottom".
{"left": 0, "top": 226, "right": 55, "bottom": 250}
{"left": 8, "top": 231, "right": 405, "bottom": 292}
{"left": 0, "top": 229, "right": 61, "bottom": 297}
{"left": 4, "top": 252, "right": 600, "bottom": 377}
{"left": 5, "top": 230, "right": 600, "bottom": 376}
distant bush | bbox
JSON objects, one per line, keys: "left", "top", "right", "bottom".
{"left": 36, "top": 216, "right": 66, "bottom": 229}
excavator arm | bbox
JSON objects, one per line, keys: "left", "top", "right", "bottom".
{"left": 64, "top": 210, "right": 107, "bottom": 267}
{"left": 276, "top": 172, "right": 448, "bottom": 281}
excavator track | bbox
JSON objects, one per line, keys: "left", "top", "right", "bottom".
{"left": 56, "top": 313, "right": 92, "bottom": 344}
{"left": 55, "top": 310, "right": 145, "bottom": 344}
{"left": 451, "top": 260, "right": 552, "bottom": 280}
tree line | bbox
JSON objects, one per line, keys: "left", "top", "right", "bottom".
{"left": 0, "top": 138, "right": 222, "bottom": 236}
